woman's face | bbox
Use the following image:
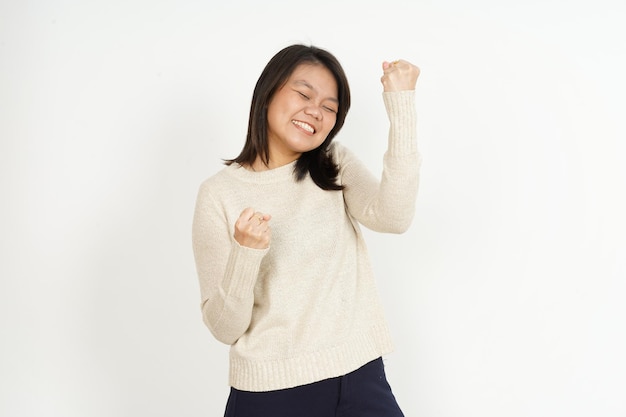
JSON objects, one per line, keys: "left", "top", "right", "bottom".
{"left": 265, "top": 63, "right": 338, "bottom": 166}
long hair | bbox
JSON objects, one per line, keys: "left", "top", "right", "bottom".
{"left": 225, "top": 44, "right": 351, "bottom": 191}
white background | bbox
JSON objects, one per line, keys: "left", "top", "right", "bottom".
{"left": 1, "top": 0, "right": 625, "bottom": 416}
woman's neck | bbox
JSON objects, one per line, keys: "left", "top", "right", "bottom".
{"left": 248, "top": 154, "right": 299, "bottom": 171}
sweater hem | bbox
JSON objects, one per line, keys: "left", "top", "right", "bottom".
{"left": 228, "top": 322, "right": 394, "bottom": 392}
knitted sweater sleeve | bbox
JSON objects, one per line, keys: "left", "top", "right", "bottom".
{"left": 192, "top": 180, "right": 268, "bottom": 345}
{"left": 340, "top": 90, "right": 421, "bottom": 233}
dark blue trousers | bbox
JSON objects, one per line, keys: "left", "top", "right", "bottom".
{"left": 223, "top": 357, "right": 404, "bottom": 417}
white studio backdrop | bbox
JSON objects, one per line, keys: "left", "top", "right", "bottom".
{"left": 1, "top": 0, "right": 625, "bottom": 416}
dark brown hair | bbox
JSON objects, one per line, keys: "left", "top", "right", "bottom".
{"left": 225, "top": 44, "right": 351, "bottom": 190}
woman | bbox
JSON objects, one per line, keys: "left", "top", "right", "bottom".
{"left": 192, "top": 44, "right": 421, "bottom": 417}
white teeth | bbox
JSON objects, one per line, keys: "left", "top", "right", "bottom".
{"left": 292, "top": 120, "right": 314, "bottom": 133}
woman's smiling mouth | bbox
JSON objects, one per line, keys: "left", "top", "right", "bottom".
{"left": 292, "top": 120, "right": 315, "bottom": 134}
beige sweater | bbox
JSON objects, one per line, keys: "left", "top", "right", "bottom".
{"left": 192, "top": 90, "right": 420, "bottom": 392}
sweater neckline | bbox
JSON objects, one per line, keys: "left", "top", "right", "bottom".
{"left": 226, "top": 160, "right": 298, "bottom": 184}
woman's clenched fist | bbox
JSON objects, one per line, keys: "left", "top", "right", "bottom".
{"left": 380, "top": 59, "right": 420, "bottom": 92}
{"left": 234, "top": 207, "right": 272, "bottom": 249}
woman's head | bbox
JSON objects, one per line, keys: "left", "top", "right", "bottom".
{"left": 249, "top": 45, "right": 351, "bottom": 164}
{"left": 264, "top": 62, "right": 339, "bottom": 166}
{"left": 228, "top": 44, "right": 350, "bottom": 189}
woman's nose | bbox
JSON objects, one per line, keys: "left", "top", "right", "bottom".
{"left": 304, "top": 105, "right": 322, "bottom": 120}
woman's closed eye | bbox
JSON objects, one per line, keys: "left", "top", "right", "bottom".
{"left": 296, "top": 90, "right": 336, "bottom": 113}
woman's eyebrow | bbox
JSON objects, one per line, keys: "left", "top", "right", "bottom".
{"left": 294, "top": 80, "right": 339, "bottom": 103}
